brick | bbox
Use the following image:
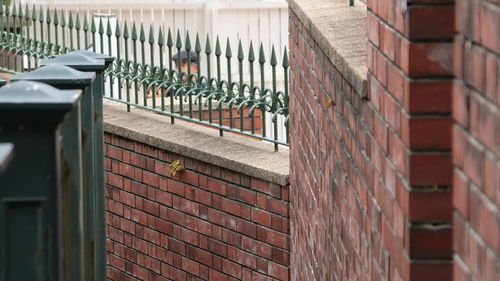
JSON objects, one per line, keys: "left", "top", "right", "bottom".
{"left": 408, "top": 5, "right": 454, "bottom": 39}
{"left": 268, "top": 262, "right": 289, "bottom": 281}
{"left": 252, "top": 208, "right": 272, "bottom": 228}
{"left": 453, "top": 170, "right": 469, "bottom": 219}
{"left": 480, "top": 3, "right": 500, "bottom": 54}
{"left": 241, "top": 237, "right": 272, "bottom": 260}
{"left": 409, "top": 153, "right": 452, "bottom": 186}
{"left": 222, "top": 259, "right": 242, "bottom": 278}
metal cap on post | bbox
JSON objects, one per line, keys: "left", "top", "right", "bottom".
{"left": 12, "top": 65, "right": 96, "bottom": 281}
{"left": 73, "top": 50, "right": 114, "bottom": 68}
{"left": 0, "top": 143, "right": 14, "bottom": 174}
{"left": 41, "top": 52, "right": 113, "bottom": 281}
{"left": 0, "top": 81, "right": 81, "bottom": 281}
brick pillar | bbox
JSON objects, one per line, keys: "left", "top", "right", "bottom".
{"left": 367, "top": 0, "right": 455, "bottom": 280}
{"left": 453, "top": 0, "right": 500, "bottom": 280}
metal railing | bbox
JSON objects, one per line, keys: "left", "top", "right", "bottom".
{"left": 0, "top": 1, "right": 289, "bottom": 150}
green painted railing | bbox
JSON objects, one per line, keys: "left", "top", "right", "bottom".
{"left": 0, "top": 2, "right": 289, "bottom": 150}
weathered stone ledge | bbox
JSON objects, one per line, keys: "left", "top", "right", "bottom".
{"left": 287, "top": 0, "right": 367, "bottom": 97}
{"left": 103, "top": 100, "right": 290, "bottom": 186}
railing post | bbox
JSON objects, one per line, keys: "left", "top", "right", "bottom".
{"left": 40, "top": 51, "right": 112, "bottom": 281}
{"left": 0, "top": 81, "right": 81, "bottom": 281}
{"left": 11, "top": 65, "right": 96, "bottom": 281}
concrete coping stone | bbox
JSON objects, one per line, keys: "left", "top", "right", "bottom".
{"left": 287, "top": 0, "right": 368, "bottom": 97}
{"left": 103, "top": 100, "right": 290, "bottom": 186}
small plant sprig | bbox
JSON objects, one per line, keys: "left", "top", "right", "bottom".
{"left": 169, "top": 160, "right": 185, "bottom": 176}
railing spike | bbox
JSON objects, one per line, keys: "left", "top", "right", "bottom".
{"left": 248, "top": 41, "right": 255, "bottom": 62}
{"left": 166, "top": 28, "right": 173, "bottom": 47}
{"left": 5, "top": 2, "right": 10, "bottom": 16}
{"left": 24, "top": 3, "right": 30, "bottom": 20}
{"left": 158, "top": 27, "right": 164, "bottom": 46}
{"left": 176, "top": 30, "right": 182, "bottom": 49}
{"left": 282, "top": 46, "right": 289, "bottom": 68}
{"left": 185, "top": 31, "right": 191, "bottom": 51}
{"left": 98, "top": 17, "right": 104, "bottom": 35}
{"left": 259, "top": 43, "right": 266, "bottom": 63}
{"left": 215, "top": 36, "right": 221, "bottom": 56}
{"left": 205, "top": 34, "right": 211, "bottom": 54}
{"left": 270, "top": 45, "right": 277, "bottom": 66}
{"left": 149, "top": 25, "right": 155, "bottom": 44}
{"left": 31, "top": 4, "right": 36, "bottom": 21}
{"left": 68, "top": 12, "right": 74, "bottom": 28}
{"left": 238, "top": 40, "right": 244, "bottom": 60}
{"left": 115, "top": 21, "right": 121, "bottom": 37}
{"left": 75, "top": 13, "right": 80, "bottom": 29}
{"left": 61, "top": 11, "right": 66, "bottom": 27}
{"left": 17, "top": 2, "right": 22, "bottom": 18}
{"left": 131, "top": 22, "right": 137, "bottom": 40}
{"left": 106, "top": 20, "right": 112, "bottom": 37}
{"left": 38, "top": 5, "right": 44, "bottom": 22}
{"left": 11, "top": 2, "right": 16, "bottom": 17}
{"left": 123, "top": 21, "right": 129, "bottom": 39}
{"left": 45, "top": 7, "right": 51, "bottom": 24}
{"left": 195, "top": 33, "right": 201, "bottom": 53}
{"left": 53, "top": 9, "right": 58, "bottom": 25}
{"left": 90, "top": 17, "right": 96, "bottom": 33}
{"left": 225, "top": 38, "right": 232, "bottom": 58}
{"left": 82, "top": 15, "right": 88, "bottom": 31}
{"left": 139, "top": 23, "right": 145, "bottom": 42}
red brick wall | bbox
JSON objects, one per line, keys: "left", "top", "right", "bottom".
{"left": 453, "top": 0, "right": 500, "bottom": 280}
{"left": 289, "top": 0, "right": 456, "bottom": 280}
{"left": 104, "top": 132, "right": 290, "bottom": 281}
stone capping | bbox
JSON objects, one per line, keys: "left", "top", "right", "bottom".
{"left": 103, "top": 100, "right": 290, "bottom": 186}
{"left": 287, "top": 0, "right": 368, "bottom": 97}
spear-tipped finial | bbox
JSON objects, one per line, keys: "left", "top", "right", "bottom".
{"left": 238, "top": 40, "right": 244, "bottom": 60}
{"left": 270, "top": 45, "right": 277, "bottom": 66}
{"left": 115, "top": 21, "right": 121, "bottom": 37}
{"left": 282, "top": 47, "right": 289, "bottom": 68}
{"left": 98, "top": 17, "right": 104, "bottom": 34}
{"left": 83, "top": 15, "right": 89, "bottom": 31}
{"left": 139, "top": 23, "right": 146, "bottom": 42}
{"left": 185, "top": 31, "right": 191, "bottom": 51}
{"left": 68, "top": 12, "right": 74, "bottom": 28}
{"left": 148, "top": 25, "right": 155, "bottom": 44}
{"left": 248, "top": 41, "right": 255, "bottom": 62}
{"left": 176, "top": 30, "right": 182, "bottom": 49}
{"left": 123, "top": 22, "right": 129, "bottom": 39}
{"left": 195, "top": 33, "right": 201, "bottom": 53}
{"left": 215, "top": 36, "right": 221, "bottom": 56}
{"left": 106, "top": 20, "right": 113, "bottom": 36}
{"left": 205, "top": 35, "right": 212, "bottom": 54}
{"left": 259, "top": 43, "right": 266, "bottom": 63}
{"left": 131, "top": 22, "right": 138, "bottom": 40}
{"left": 225, "top": 38, "right": 232, "bottom": 58}
{"left": 166, "top": 28, "right": 173, "bottom": 47}
{"left": 158, "top": 27, "right": 164, "bottom": 45}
